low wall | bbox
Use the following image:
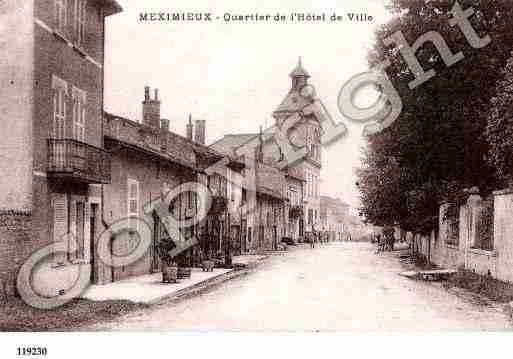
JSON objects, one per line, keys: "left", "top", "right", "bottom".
{"left": 416, "top": 188, "right": 513, "bottom": 283}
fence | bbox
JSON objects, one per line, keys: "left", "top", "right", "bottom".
{"left": 413, "top": 188, "right": 513, "bottom": 283}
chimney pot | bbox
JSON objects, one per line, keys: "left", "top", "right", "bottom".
{"left": 142, "top": 85, "right": 161, "bottom": 127}
{"left": 154, "top": 88, "right": 159, "bottom": 101}
{"left": 186, "top": 114, "right": 194, "bottom": 140}
{"left": 160, "top": 118, "right": 169, "bottom": 131}
{"left": 194, "top": 119, "right": 206, "bottom": 145}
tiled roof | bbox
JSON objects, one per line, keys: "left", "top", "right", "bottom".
{"left": 209, "top": 133, "right": 258, "bottom": 156}
{"left": 104, "top": 111, "right": 202, "bottom": 171}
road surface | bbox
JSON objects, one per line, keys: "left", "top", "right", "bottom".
{"left": 86, "top": 242, "right": 511, "bottom": 331}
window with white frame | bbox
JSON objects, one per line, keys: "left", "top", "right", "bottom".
{"left": 55, "top": 0, "right": 67, "bottom": 33}
{"left": 72, "top": 86, "right": 86, "bottom": 142}
{"left": 74, "top": 0, "right": 86, "bottom": 46}
{"left": 127, "top": 178, "right": 140, "bottom": 232}
{"left": 52, "top": 75, "right": 67, "bottom": 139}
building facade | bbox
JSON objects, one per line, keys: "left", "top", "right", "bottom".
{"left": 320, "top": 196, "right": 350, "bottom": 241}
{"left": 0, "top": 0, "right": 121, "bottom": 296}
{"left": 102, "top": 88, "right": 246, "bottom": 283}
{"left": 210, "top": 58, "right": 329, "bottom": 246}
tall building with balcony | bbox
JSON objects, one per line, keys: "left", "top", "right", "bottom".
{"left": 0, "top": 0, "right": 122, "bottom": 296}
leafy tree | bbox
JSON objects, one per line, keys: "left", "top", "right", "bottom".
{"left": 358, "top": 0, "right": 513, "bottom": 233}
{"left": 485, "top": 54, "right": 513, "bottom": 186}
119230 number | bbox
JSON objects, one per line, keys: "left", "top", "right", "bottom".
{"left": 17, "top": 347, "right": 47, "bottom": 356}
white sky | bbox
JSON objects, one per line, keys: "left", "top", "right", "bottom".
{"left": 104, "top": 0, "right": 391, "bottom": 212}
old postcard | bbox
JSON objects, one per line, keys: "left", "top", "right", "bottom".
{"left": 1, "top": 0, "right": 513, "bottom": 357}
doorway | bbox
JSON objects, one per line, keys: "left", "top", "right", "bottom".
{"left": 241, "top": 220, "right": 247, "bottom": 253}
{"left": 89, "top": 203, "right": 98, "bottom": 283}
{"left": 273, "top": 225, "right": 278, "bottom": 250}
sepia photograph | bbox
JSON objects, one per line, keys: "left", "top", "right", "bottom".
{"left": 1, "top": 0, "right": 513, "bottom": 357}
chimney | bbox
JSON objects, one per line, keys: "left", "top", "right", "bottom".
{"left": 186, "top": 114, "right": 193, "bottom": 140}
{"left": 142, "top": 86, "right": 161, "bottom": 128}
{"left": 160, "top": 118, "right": 169, "bottom": 131}
{"left": 194, "top": 119, "right": 206, "bottom": 145}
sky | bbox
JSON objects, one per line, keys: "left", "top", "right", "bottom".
{"left": 104, "top": 0, "right": 392, "bottom": 212}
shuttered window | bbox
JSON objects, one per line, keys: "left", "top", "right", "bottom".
{"left": 53, "top": 194, "right": 90, "bottom": 264}
{"left": 127, "top": 179, "right": 140, "bottom": 232}
{"left": 52, "top": 193, "right": 68, "bottom": 265}
{"left": 52, "top": 77, "right": 67, "bottom": 139}
{"left": 55, "top": 0, "right": 67, "bottom": 33}
{"left": 72, "top": 87, "right": 86, "bottom": 142}
{"left": 74, "top": 0, "right": 86, "bottom": 46}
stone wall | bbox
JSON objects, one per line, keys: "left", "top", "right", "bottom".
{"left": 416, "top": 189, "right": 513, "bottom": 283}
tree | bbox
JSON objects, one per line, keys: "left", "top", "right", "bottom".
{"left": 485, "top": 54, "right": 513, "bottom": 186}
{"left": 358, "top": 0, "right": 513, "bottom": 233}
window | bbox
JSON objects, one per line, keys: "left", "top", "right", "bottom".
{"left": 55, "top": 0, "right": 67, "bottom": 33}
{"left": 52, "top": 194, "right": 89, "bottom": 264}
{"left": 72, "top": 87, "right": 86, "bottom": 142}
{"left": 69, "top": 199, "right": 87, "bottom": 261}
{"left": 187, "top": 191, "right": 194, "bottom": 209}
{"left": 127, "top": 179, "right": 140, "bottom": 231}
{"left": 52, "top": 193, "right": 68, "bottom": 264}
{"left": 74, "top": 0, "right": 86, "bottom": 46}
{"left": 52, "top": 75, "right": 67, "bottom": 139}
{"left": 473, "top": 196, "right": 494, "bottom": 251}
{"left": 444, "top": 203, "right": 459, "bottom": 246}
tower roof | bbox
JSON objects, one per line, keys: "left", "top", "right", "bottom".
{"left": 289, "top": 57, "right": 310, "bottom": 78}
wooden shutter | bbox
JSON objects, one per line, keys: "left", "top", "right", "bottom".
{"left": 52, "top": 193, "right": 68, "bottom": 264}
{"left": 83, "top": 202, "right": 90, "bottom": 261}
{"left": 69, "top": 199, "right": 77, "bottom": 262}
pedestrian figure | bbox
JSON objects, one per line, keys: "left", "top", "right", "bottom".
{"left": 375, "top": 234, "right": 383, "bottom": 254}
{"left": 383, "top": 225, "right": 395, "bottom": 252}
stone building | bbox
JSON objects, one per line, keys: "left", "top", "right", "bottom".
{"left": 320, "top": 196, "right": 350, "bottom": 241}
{"left": 210, "top": 58, "right": 329, "bottom": 245}
{"left": 102, "top": 88, "right": 245, "bottom": 284}
{"left": 0, "top": 0, "right": 122, "bottom": 296}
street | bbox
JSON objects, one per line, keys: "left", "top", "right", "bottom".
{"left": 86, "top": 243, "right": 512, "bottom": 331}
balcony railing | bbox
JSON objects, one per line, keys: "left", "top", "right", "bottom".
{"left": 47, "top": 138, "right": 111, "bottom": 184}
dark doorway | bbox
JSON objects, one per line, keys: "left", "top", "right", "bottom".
{"left": 151, "top": 211, "right": 162, "bottom": 273}
{"left": 89, "top": 203, "right": 98, "bottom": 283}
{"left": 241, "top": 220, "right": 247, "bottom": 253}
{"left": 273, "top": 225, "right": 278, "bottom": 250}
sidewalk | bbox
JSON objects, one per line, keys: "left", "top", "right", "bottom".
{"left": 82, "top": 254, "right": 267, "bottom": 304}
{"left": 82, "top": 268, "right": 232, "bottom": 304}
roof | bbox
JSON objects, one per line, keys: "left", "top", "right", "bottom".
{"left": 289, "top": 57, "right": 310, "bottom": 78}
{"left": 104, "top": 111, "right": 198, "bottom": 171}
{"left": 104, "top": 111, "right": 244, "bottom": 174}
{"left": 104, "top": 137, "right": 199, "bottom": 172}
{"left": 209, "top": 133, "right": 258, "bottom": 156}
{"left": 273, "top": 89, "right": 313, "bottom": 116}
